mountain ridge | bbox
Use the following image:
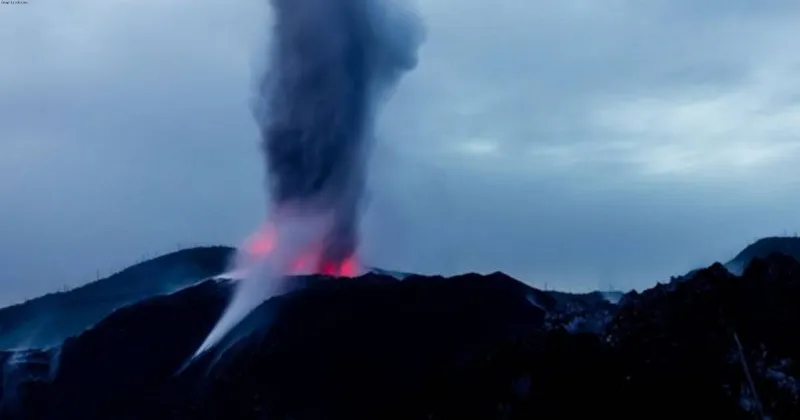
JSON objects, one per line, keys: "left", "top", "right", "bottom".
{"left": 727, "top": 236, "right": 800, "bottom": 274}
{"left": 0, "top": 246, "right": 234, "bottom": 350}
{"left": 1, "top": 253, "right": 798, "bottom": 418}
{"left": 4, "top": 236, "right": 798, "bottom": 351}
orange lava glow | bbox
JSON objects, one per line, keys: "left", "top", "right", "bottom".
{"left": 244, "top": 223, "right": 359, "bottom": 277}
{"left": 245, "top": 224, "right": 276, "bottom": 256}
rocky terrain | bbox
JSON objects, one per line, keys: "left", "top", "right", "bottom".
{"left": 0, "top": 239, "right": 798, "bottom": 419}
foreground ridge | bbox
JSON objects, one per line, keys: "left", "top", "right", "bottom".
{"left": 0, "top": 252, "right": 798, "bottom": 419}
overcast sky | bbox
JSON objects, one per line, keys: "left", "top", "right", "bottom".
{"left": 1, "top": 0, "right": 799, "bottom": 304}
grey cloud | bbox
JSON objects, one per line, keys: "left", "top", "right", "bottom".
{"left": 1, "top": 0, "right": 800, "bottom": 305}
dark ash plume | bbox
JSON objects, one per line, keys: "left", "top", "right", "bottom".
{"left": 255, "top": 0, "right": 424, "bottom": 265}
{"left": 194, "top": 0, "right": 423, "bottom": 356}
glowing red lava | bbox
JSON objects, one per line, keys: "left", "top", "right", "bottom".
{"left": 243, "top": 223, "right": 359, "bottom": 277}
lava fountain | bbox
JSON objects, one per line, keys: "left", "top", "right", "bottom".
{"left": 195, "top": 0, "right": 424, "bottom": 356}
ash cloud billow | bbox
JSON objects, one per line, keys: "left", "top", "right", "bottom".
{"left": 196, "top": 0, "right": 424, "bottom": 355}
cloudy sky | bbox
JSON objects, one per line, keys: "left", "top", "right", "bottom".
{"left": 1, "top": 0, "right": 799, "bottom": 304}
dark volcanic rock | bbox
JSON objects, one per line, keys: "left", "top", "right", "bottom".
{"left": 0, "top": 246, "right": 234, "bottom": 350}
{"left": 0, "top": 348, "right": 60, "bottom": 418}
{"left": 1, "top": 271, "right": 546, "bottom": 420}
{"left": 423, "top": 254, "right": 800, "bottom": 419}
{"left": 617, "top": 253, "right": 800, "bottom": 418}
{"left": 1, "top": 252, "right": 799, "bottom": 419}
{"left": 539, "top": 290, "right": 619, "bottom": 334}
{"left": 168, "top": 272, "right": 547, "bottom": 420}
{"left": 47, "top": 279, "right": 235, "bottom": 419}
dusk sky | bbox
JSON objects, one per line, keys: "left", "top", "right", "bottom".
{"left": 1, "top": 0, "right": 799, "bottom": 305}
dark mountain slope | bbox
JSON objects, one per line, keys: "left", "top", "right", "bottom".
{"left": 0, "top": 246, "right": 234, "bottom": 350}
{"left": 425, "top": 253, "right": 800, "bottom": 419}
{"left": 1, "top": 246, "right": 799, "bottom": 419}
{"left": 173, "top": 272, "right": 548, "bottom": 420}
{"left": 727, "top": 236, "right": 800, "bottom": 273}
{"left": 1, "top": 270, "right": 547, "bottom": 420}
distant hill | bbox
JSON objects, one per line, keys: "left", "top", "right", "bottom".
{"left": 726, "top": 236, "right": 800, "bottom": 274}
{"left": 0, "top": 246, "right": 234, "bottom": 350}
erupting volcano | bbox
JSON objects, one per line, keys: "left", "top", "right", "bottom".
{"left": 195, "top": 0, "right": 424, "bottom": 356}
{"left": 241, "top": 221, "right": 359, "bottom": 277}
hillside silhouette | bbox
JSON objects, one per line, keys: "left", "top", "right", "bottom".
{"left": 727, "top": 236, "right": 800, "bottom": 274}
{"left": 0, "top": 246, "right": 233, "bottom": 350}
{"left": 1, "top": 253, "right": 798, "bottom": 418}
{"left": 1, "top": 239, "right": 800, "bottom": 418}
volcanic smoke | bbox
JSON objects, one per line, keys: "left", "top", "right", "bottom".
{"left": 195, "top": 0, "right": 424, "bottom": 355}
